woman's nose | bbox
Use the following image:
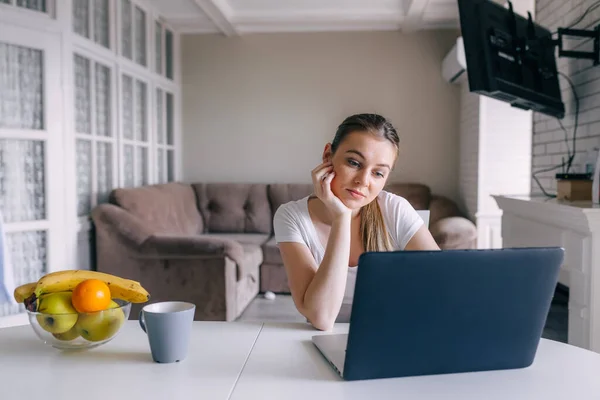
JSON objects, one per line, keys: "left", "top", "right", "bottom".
{"left": 354, "top": 171, "right": 369, "bottom": 185}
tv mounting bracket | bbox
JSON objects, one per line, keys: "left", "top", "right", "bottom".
{"left": 554, "top": 26, "right": 600, "bottom": 66}
{"left": 506, "top": 1, "right": 600, "bottom": 66}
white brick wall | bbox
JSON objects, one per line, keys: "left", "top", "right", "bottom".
{"left": 532, "top": 0, "right": 600, "bottom": 194}
{"left": 479, "top": 97, "right": 532, "bottom": 213}
{"left": 459, "top": 81, "right": 480, "bottom": 221}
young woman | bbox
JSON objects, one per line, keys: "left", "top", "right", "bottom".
{"left": 273, "top": 114, "right": 440, "bottom": 331}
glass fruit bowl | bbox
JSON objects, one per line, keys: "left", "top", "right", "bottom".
{"left": 26, "top": 299, "right": 131, "bottom": 350}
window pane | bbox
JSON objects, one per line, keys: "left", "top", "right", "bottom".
{"left": 166, "top": 92, "right": 173, "bottom": 145}
{"left": 74, "top": 55, "right": 91, "bottom": 134}
{"left": 156, "top": 88, "right": 163, "bottom": 144}
{"left": 136, "top": 147, "right": 148, "bottom": 186}
{"left": 157, "top": 149, "right": 165, "bottom": 183}
{"left": 0, "top": 0, "right": 10, "bottom": 4}
{"left": 6, "top": 230, "right": 47, "bottom": 287}
{"left": 165, "top": 29, "right": 173, "bottom": 79}
{"left": 121, "top": 0, "right": 132, "bottom": 59}
{"left": 123, "top": 144, "right": 134, "bottom": 187}
{"left": 76, "top": 139, "right": 92, "bottom": 216}
{"left": 16, "top": 0, "right": 46, "bottom": 12}
{"left": 73, "top": 0, "right": 90, "bottom": 38}
{"left": 134, "top": 6, "right": 146, "bottom": 66}
{"left": 167, "top": 150, "right": 174, "bottom": 182}
{"left": 135, "top": 80, "right": 147, "bottom": 141}
{"left": 95, "top": 63, "right": 111, "bottom": 137}
{"left": 155, "top": 22, "right": 162, "bottom": 74}
{"left": 93, "top": 0, "right": 110, "bottom": 48}
{"left": 96, "top": 142, "right": 113, "bottom": 204}
{"left": 0, "top": 42, "right": 44, "bottom": 130}
{"left": 122, "top": 75, "right": 133, "bottom": 140}
{"left": 1, "top": 230, "right": 46, "bottom": 316}
{"left": 0, "top": 140, "right": 45, "bottom": 222}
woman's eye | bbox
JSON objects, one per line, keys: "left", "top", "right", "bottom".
{"left": 348, "top": 159, "right": 360, "bottom": 167}
{"left": 374, "top": 171, "right": 385, "bottom": 178}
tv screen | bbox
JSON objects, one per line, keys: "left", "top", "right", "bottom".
{"left": 457, "top": 0, "right": 565, "bottom": 119}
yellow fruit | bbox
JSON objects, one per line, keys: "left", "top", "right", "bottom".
{"left": 75, "top": 300, "right": 125, "bottom": 342}
{"left": 36, "top": 292, "right": 79, "bottom": 334}
{"left": 53, "top": 325, "right": 80, "bottom": 341}
{"left": 14, "top": 282, "right": 37, "bottom": 303}
{"left": 34, "top": 270, "right": 149, "bottom": 304}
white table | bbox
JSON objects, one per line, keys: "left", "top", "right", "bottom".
{"left": 0, "top": 321, "right": 262, "bottom": 399}
{"left": 1, "top": 321, "right": 600, "bottom": 399}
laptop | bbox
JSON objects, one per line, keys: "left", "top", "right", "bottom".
{"left": 312, "top": 247, "right": 564, "bottom": 381}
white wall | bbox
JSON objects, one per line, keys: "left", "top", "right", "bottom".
{"left": 458, "top": 81, "right": 480, "bottom": 220}
{"left": 479, "top": 97, "right": 532, "bottom": 213}
{"left": 181, "top": 30, "right": 461, "bottom": 201}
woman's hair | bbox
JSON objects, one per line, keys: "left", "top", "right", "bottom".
{"left": 330, "top": 113, "right": 400, "bottom": 252}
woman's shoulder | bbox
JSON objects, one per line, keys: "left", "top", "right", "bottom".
{"left": 377, "top": 190, "right": 412, "bottom": 211}
{"left": 274, "top": 195, "right": 311, "bottom": 221}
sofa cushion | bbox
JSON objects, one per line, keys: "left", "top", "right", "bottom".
{"left": 194, "top": 233, "right": 266, "bottom": 280}
{"left": 384, "top": 183, "right": 431, "bottom": 210}
{"left": 193, "top": 184, "right": 271, "bottom": 234}
{"left": 262, "top": 236, "right": 282, "bottom": 265}
{"left": 207, "top": 233, "right": 270, "bottom": 247}
{"left": 268, "top": 183, "right": 313, "bottom": 216}
{"left": 109, "top": 182, "right": 203, "bottom": 235}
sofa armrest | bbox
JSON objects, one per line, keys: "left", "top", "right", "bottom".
{"left": 430, "top": 216, "right": 477, "bottom": 250}
{"left": 429, "top": 195, "right": 463, "bottom": 225}
{"left": 138, "top": 235, "right": 245, "bottom": 266}
{"left": 91, "top": 203, "right": 154, "bottom": 247}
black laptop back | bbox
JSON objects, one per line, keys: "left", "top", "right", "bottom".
{"left": 343, "top": 247, "right": 564, "bottom": 381}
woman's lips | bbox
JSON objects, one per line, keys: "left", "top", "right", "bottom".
{"left": 346, "top": 189, "right": 365, "bottom": 199}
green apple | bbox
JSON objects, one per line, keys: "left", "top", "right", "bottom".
{"left": 53, "top": 325, "right": 80, "bottom": 341}
{"left": 75, "top": 300, "right": 125, "bottom": 342}
{"left": 36, "top": 292, "right": 79, "bottom": 334}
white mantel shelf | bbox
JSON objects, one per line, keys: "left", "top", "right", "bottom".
{"left": 493, "top": 195, "right": 600, "bottom": 353}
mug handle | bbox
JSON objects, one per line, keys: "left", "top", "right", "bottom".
{"left": 139, "top": 310, "right": 147, "bottom": 333}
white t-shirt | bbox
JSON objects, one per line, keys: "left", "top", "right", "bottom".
{"left": 273, "top": 190, "right": 424, "bottom": 305}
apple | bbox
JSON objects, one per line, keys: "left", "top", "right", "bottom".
{"left": 36, "top": 292, "right": 79, "bottom": 334}
{"left": 75, "top": 300, "right": 124, "bottom": 342}
{"left": 53, "top": 325, "right": 80, "bottom": 341}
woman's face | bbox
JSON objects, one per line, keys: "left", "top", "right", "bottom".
{"left": 325, "top": 131, "right": 397, "bottom": 210}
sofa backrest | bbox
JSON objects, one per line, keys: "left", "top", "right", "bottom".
{"left": 192, "top": 183, "right": 272, "bottom": 234}
{"left": 267, "top": 184, "right": 313, "bottom": 217}
{"left": 384, "top": 183, "right": 431, "bottom": 210}
{"left": 109, "top": 182, "right": 204, "bottom": 235}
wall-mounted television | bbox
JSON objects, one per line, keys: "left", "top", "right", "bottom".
{"left": 457, "top": 0, "right": 565, "bottom": 119}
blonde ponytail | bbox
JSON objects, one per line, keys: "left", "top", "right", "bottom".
{"left": 360, "top": 199, "right": 393, "bottom": 252}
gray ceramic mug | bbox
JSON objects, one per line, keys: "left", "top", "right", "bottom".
{"left": 139, "top": 301, "right": 196, "bottom": 363}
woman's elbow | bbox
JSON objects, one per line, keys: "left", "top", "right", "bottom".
{"left": 310, "top": 318, "right": 335, "bottom": 331}
{"left": 306, "top": 312, "right": 336, "bottom": 331}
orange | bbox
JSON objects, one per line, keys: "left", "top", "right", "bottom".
{"left": 71, "top": 279, "right": 111, "bottom": 313}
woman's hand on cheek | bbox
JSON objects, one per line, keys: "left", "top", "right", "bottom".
{"left": 311, "top": 162, "right": 351, "bottom": 219}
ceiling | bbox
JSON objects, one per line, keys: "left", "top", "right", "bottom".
{"left": 146, "top": 0, "right": 462, "bottom": 35}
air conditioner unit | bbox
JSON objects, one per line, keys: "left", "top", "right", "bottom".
{"left": 442, "top": 36, "right": 467, "bottom": 84}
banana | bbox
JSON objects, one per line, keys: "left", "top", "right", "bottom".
{"left": 14, "top": 282, "right": 37, "bottom": 303}
{"left": 34, "top": 270, "right": 150, "bottom": 304}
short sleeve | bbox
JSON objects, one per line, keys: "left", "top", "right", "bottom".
{"left": 382, "top": 193, "right": 424, "bottom": 250}
{"left": 273, "top": 204, "right": 306, "bottom": 245}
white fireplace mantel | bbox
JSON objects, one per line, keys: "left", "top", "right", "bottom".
{"left": 494, "top": 195, "right": 600, "bottom": 353}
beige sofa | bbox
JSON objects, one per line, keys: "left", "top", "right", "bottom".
{"left": 91, "top": 182, "right": 477, "bottom": 321}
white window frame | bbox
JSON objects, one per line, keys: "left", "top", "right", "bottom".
{"left": 0, "top": 0, "right": 181, "bottom": 324}
{"left": 0, "top": 23, "right": 65, "bottom": 318}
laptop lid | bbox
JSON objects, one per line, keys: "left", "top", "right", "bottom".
{"left": 342, "top": 247, "right": 564, "bottom": 381}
